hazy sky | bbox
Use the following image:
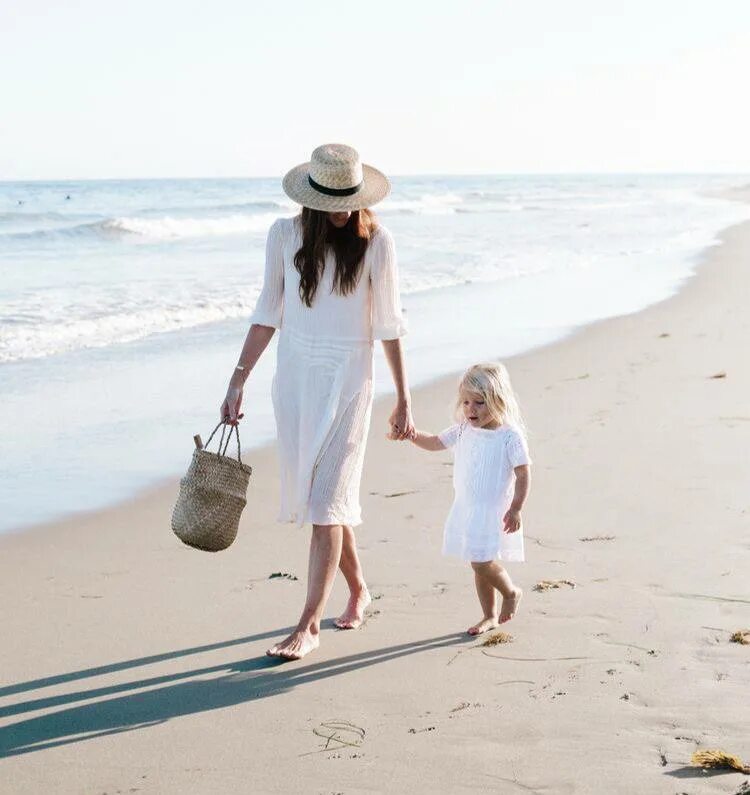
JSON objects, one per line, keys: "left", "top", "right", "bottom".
{"left": 2, "top": 0, "right": 748, "bottom": 179}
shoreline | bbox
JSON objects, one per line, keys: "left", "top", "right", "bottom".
{"left": 3, "top": 175, "right": 749, "bottom": 533}
{"left": 1, "top": 214, "right": 749, "bottom": 793}
{"left": 2, "top": 210, "right": 744, "bottom": 541}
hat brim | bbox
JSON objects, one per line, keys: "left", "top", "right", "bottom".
{"left": 282, "top": 162, "right": 390, "bottom": 212}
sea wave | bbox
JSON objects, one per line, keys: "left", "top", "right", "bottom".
{"left": 0, "top": 292, "right": 262, "bottom": 363}
{"left": 4, "top": 211, "right": 286, "bottom": 242}
{"left": 0, "top": 211, "right": 71, "bottom": 223}
{"left": 378, "top": 192, "right": 465, "bottom": 215}
{"left": 134, "top": 199, "right": 296, "bottom": 217}
{"left": 99, "top": 212, "right": 284, "bottom": 239}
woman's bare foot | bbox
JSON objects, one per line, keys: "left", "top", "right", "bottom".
{"left": 500, "top": 587, "right": 523, "bottom": 623}
{"left": 334, "top": 588, "right": 372, "bottom": 629}
{"left": 467, "top": 616, "right": 499, "bottom": 636}
{"left": 266, "top": 628, "right": 319, "bottom": 660}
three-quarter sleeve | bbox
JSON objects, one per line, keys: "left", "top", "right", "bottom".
{"left": 249, "top": 218, "right": 285, "bottom": 329}
{"left": 370, "top": 226, "right": 408, "bottom": 340}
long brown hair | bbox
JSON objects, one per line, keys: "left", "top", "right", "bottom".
{"left": 293, "top": 207, "right": 377, "bottom": 307}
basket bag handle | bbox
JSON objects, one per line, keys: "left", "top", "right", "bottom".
{"left": 202, "top": 419, "right": 244, "bottom": 465}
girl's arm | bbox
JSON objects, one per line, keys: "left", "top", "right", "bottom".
{"left": 413, "top": 430, "right": 445, "bottom": 451}
{"left": 503, "top": 465, "right": 531, "bottom": 533}
{"left": 389, "top": 428, "right": 445, "bottom": 451}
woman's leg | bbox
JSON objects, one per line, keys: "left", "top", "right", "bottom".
{"left": 267, "top": 524, "right": 343, "bottom": 659}
{"left": 471, "top": 560, "right": 523, "bottom": 624}
{"left": 467, "top": 565, "right": 499, "bottom": 635}
{"left": 334, "top": 525, "right": 372, "bottom": 629}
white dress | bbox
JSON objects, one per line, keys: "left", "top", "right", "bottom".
{"left": 438, "top": 422, "right": 531, "bottom": 562}
{"left": 249, "top": 217, "right": 407, "bottom": 527}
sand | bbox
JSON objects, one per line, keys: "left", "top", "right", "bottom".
{"left": 1, "top": 217, "right": 749, "bottom": 794}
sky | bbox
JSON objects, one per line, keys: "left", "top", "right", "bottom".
{"left": 1, "top": 0, "right": 749, "bottom": 179}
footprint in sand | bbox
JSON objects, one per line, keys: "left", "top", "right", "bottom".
{"left": 304, "top": 720, "right": 365, "bottom": 756}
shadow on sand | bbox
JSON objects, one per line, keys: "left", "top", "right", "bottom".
{"left": 0, "top": 627, "right": 467, "bottom": 758}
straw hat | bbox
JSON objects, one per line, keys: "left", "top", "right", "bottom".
{"left": 282, "top": 143, "right": 390, "bottom": 212}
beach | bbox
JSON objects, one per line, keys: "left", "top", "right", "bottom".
{"left": 2, "top": 174, "right": 748, "bottom": 532}
{"left": 1, "top": 207, "right": 749, "bottom": 793}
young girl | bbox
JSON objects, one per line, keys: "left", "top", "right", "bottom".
{"left": 399, "top": 362, "right": 531, "bottom": 635}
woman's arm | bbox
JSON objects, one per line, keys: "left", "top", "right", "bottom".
{"left": 221, "top": 219, "right": 284, "bottom": 423}
{"left": 381, "top": 337, "right": 415, "bottom": 440}
{"left": 220, "top": 324, "right": 276, "bottom": 423}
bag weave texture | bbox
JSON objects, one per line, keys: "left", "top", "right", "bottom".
{"left": 171, "top": 424, "right": 252, "bottom": 552}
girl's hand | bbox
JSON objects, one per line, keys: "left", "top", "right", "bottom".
{"left": 503, "top": 508, "right": 521, "bottom": 534}
{"left": 221, "top": 385, "right": 243, "bottom": 425}
{"left": 388, "top": 400, "right": 415, "bottom": 441}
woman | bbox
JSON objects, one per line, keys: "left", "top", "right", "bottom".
{"left": 221, "top": 144, "right": 414, "bottom": 660}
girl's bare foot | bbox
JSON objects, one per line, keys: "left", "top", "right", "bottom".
{"left": 467, "top": 617, "right": 499, "bottom": 636}
{"left": 334, "top": 588, "right": 372, "bottom": 629}
{"left": 500, "top": 587, "right": 523, "bottom": 623}
{"left": 266, "top": 628, "right": 319, "bottom": 660}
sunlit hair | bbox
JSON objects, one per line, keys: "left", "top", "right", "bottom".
{"left": 293, "top": 207, "right": 377, "bottom": 307}
{"left": 454, "top": 362, "right": 526, "bottom": 434}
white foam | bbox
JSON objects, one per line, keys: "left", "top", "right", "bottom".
{"left": 0, "top": 290, "right": 261, "bottom": 362}
{"left": 379, "top": 192, "right": 464, "bottom": 215}
{"left": 100, "top": 211, "right": 285, "bottom": 240}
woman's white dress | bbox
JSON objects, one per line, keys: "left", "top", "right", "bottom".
{"left": 249, "top": 217, "right": 407, "bottom": 527}
{"left": 438, "top": 422, "right": 531, "bottom": 562}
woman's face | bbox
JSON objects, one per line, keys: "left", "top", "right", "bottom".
{"left": 460, "top": 389, "right": 497, "bottom": 429}
{"left": 327, "top": 211, "right": 352, "bottom": 228}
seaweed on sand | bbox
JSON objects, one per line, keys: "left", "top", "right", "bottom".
{"left": 691, "top": 749, "right": 750, "bottom": 774}
{"left": 533, "top": 579, "right": 576, "bottom": 591}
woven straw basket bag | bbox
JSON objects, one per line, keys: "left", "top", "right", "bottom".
{"left": 171, "top": 421, "right": 252, "bottom": 552}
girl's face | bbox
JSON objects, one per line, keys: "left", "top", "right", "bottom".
{"left": 460, "top": 389, "right": 500, "bottom": 429}
{"left": 327, "top": 211, "right": 352, "bottom": 228}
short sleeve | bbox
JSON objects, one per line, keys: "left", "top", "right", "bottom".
{"left": 370, "top": 226, "right": 408, "bottom": 340}
{"left": 507, "top": 428, "right": 531, "bottom": 468}
{"left": 438, "top": 424, "right": 461, "bottom": 449}
{"left": 249, "top": 218, "right": 285, "bottom": 329}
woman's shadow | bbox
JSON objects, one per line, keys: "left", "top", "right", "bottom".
{"left": 0, "top": 626, "right": 467, "bottom": 758}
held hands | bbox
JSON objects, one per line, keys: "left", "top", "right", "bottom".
{"left": 503, "top": 508, "right": 522, "bottom": 534}
{"left": 387, "top": 400, "right": 416, "bottom": 441}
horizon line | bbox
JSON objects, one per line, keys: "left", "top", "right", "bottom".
{"left": 2, "top": 170, "right": 749, "bottom": 185}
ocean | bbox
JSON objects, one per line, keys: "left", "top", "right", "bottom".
{"left": 1, "top": 174, "right": 748, "bottom": 532}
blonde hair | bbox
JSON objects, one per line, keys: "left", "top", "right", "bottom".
{"left": 454, "top": 362, "right": 526, "bottom": 434}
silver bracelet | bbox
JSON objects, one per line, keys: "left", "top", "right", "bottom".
{"left": 235, "top": 365, "right": 246, "bottom": 372}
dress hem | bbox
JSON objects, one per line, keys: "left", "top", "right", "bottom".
{"left": 278, "top": 512, "right": 364, "bottom": 529}
{"left": 442, "top": 549, "right": 525, "bottom": 564}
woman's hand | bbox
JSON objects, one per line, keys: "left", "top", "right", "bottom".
{"left": 221, "top": 384, "right": 243, "bottom": 425}
{"left": 503, "top": 508, "right": 522, "bottom": 534}
{"left": 388, "top": 400, "right": 415, "bottom": 440}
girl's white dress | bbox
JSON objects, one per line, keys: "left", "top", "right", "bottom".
{"left": 438, "top": 422, "right": 531, "bottom": 562}
{"left": 249, "top": 217, "right": 407, "bottom": 527}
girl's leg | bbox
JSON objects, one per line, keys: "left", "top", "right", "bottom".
{"left": 467, "top": 565, "right": 500, "bottom": 635}
{"left": 267, "top": 524, "right": 344, "bottom": 659}
{"left": 334, "top": 525, "right": 372, "bottom": 629}
{"left": 471, "top": 560, "right": 523, "bottom": 624}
